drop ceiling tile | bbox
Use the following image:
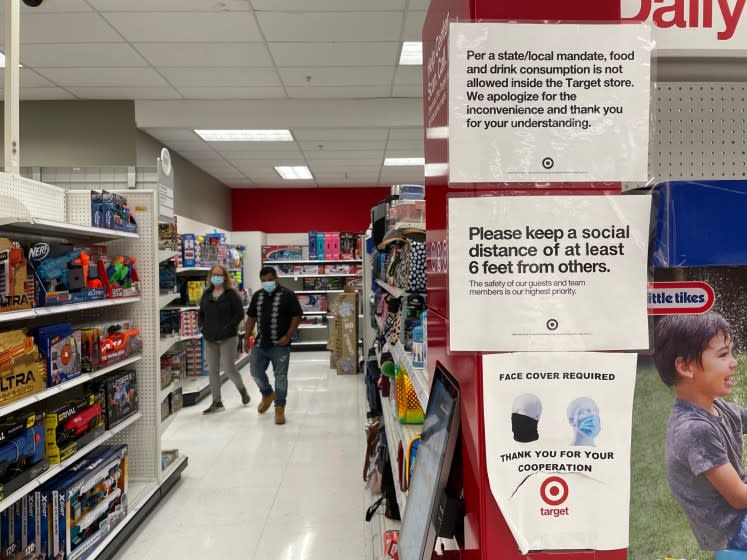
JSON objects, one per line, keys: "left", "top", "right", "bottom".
{"left": 13, "top": 13, "right": 121, "bottom": 44}
{"left": 102, "top": 12, "right": 262, "bottom": 43}
{"left": 269, "top": 42, "right": 399, "bottom": 67}
{"left": 314, "top": 171, "right": 380, "bottom": 183}
{"left": 90, "top": 0, "right": 250, "bottom": 10}
{"left": 210, "top": 142, "right": 303, "bottom": 155}
{"left": 286, "top": 86, "right": 391, "bottom": 99}
{"left": 160, "top": 67, "right": 280, "bottom": 88}
{"left": 279, "top": 67, "right": 393, "bottom": 87}
{"left": 305, "top": 152, "right": 384, "bottom": 164}
{"left": 256, "top": 12, "right": 403, "bottom": 42}
{"left": 299, "top": 140, "right": 386, "bottom": 152}
{"left": 19, "top": 87, "right": 76, "bottom": 100}
{"left": 229, "top": 158, "right": 307, "bottom": 168}
{"left": 20, "top": 43, "right": 147, "bottom": 68}
{"left": 68, "top": 86, "right": 181, "bottom": 99}
{"left": 292, "top": 128, "right": 389, "bottom": 142}
{"left": 177, "top": 86, "right": 286, "bottom": 99}
{"left": 251, "top": 0, "right": 405, "bottom": 10}
{"left": 135, "top": 43, "right": 272, "bottom": 67}
{"left": 403, "top": 11, "right": 426, "bottom": 41}
{"left": 393, "top": 66, "right": 422, "bottom": 86}
{"left": 37, "top": 67, "right": 169, "bottom": 87}
{"left": 387, "top": 128, "right": 424, "bottom": 140}
{"left": 0, "top": 69, "right": 55, "bottom": 88}
{"left": 392, "top": 84, "right": 423, "bottom": 98}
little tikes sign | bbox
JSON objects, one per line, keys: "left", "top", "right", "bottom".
{"left": 621, "top": 0, "right": 746, "bottom": 51}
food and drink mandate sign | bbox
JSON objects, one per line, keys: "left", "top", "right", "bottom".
{"left": 448, "top": 22, "right": 653, "bottom": 183}
{"left": 448, "top": 195, "right": 651, "bottom": 351}
{"left": 482, "top": 351, "right": 637, "bottom": 553}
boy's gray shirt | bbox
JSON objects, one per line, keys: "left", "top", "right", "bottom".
{"left": 666, "top": 399, "right": 747, "bottom": 550}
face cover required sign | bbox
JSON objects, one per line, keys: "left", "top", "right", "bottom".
{"left": 482, "top": 351, "right": 637, "bottom": 553}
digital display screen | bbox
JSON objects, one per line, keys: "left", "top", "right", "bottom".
{"left": 398, "top": 366, "right": 460, "bottom": 560}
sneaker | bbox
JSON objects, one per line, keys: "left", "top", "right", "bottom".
{"left": 240, "top": 390, "right": 251, "bottom": 406}
{"left": 203, "top": 402, "right": 225, "bottom": 415}
{"left": 258, "top": 391, "right": 276, "bottom": 414}
{"left": 275, "top": 406, "right": 286, "bottom": 425}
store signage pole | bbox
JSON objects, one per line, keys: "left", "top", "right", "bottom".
{"left": 4, "top": 0, "right": 20, "bottom": 176}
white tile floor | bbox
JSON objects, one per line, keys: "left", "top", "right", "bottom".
{"left": 113, "top": 351, "right": 368, "bottom": 560}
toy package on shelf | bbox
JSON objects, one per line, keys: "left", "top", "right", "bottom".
{"left": 298, "top": 294, "right": 327, "bottom": 313}
{"left": 324, "top": 233, "right": 340, "bottom": 261}
{"left": 90, "top": 190, "right": 137, "bottom": 233}
{"left": 44, "top": 444, "right": 128, "bottom": 560}
{"left": 158, "top": 223, "right": 178, "bottom": 252}
{"left": 325, "top": 263, "right": 357, "bottom": 275}
{"left": 80, "top": 321, "right": 140, "bottom": 373}
{"left": 170, "top": 387, "right": 183, "bottom": 415}
{"left": 159, "top": 309, "right": 180, "bottom": 338}
{"left": 160, "top": 397, "right": 170, "bottom": 423}
{"left": 261, "top": 245, "right": 303, "bottom": 261}
{"left": 181, "top": 233, "right": 197, "bottom": 268}
{"left": 93, "top": 370, "right": 138, "bottom": 430}
{"left": 35, "top": 323, "right": 82, "bottom": 387}
{"left": 0, "top": 239, "right": 34, "bottom": 314}
{"left": 180, "top": 310, "right": 199, "bottom": 337}
{"left": 0, "top": 330, "right": 47, "bottom": 408}
{"left": 340, "top": 232, "right": 358, "bottom": 260}
{"left": 0, "top": 412, "right": 48, "bottom": 501}
{"left": 161, "top": 350, "right": 186, "bottom": 390}
{"left": 27, "top": 243, "right": 107, "bottom": 307}
{"left": 184, "top": 339, "right": 204, "bottom": 377}
{"left": 302, "top": 277, "right": 343, "bottom": 291}
{"left": 44, "top": 390, "right": 106, "bottom": 464}
{"left": 308, "top": 232, "right": 317, "bottom": 260}
{"left": 183, "top": 280, "right": 205, "bottom": 306}
{"left": 99, "top": 255, "right": 140, "bottom": 299}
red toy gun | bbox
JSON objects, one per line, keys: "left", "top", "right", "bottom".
{"left": 61, "top": 404, "right": 102, "bottom": 439}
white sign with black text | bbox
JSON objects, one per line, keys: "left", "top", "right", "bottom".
{"left": 448, "top": 195, "right": 651, "bottom": 352}
{"left": 448, "top": 22, "right": 653, "bottom": 183}
{"left": 482, "top": 351, "right": 637, "bottom": 553}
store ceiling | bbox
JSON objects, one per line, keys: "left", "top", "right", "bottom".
{"left": 0, "top": 0, "right": 427, "bottom": 188}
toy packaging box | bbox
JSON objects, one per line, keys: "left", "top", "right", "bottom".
{"left": 56, "top": 445, "right": 128, "bottom": 560}
{"left": 91, "top": 190, "right": 137, "bottom": 233}
{"left": 0, "top": 413, "right": 47, "bottom": 503}
{"left": 316, "top": 234, "right": 325, "bottom": 261}
{"left": 181, "top": 234, "right": 196, "bottom": 268}
{"left": 308, "top": 232, "right": 317, "bottom": 260}
{"left": 35, "top": 323, "right": 82, "bottom": 387}
{"left": 0, "top": 330, "right": 47, "bottom": 409}
{"left": 97, "top": 370, "right": 138, "bottom": 429}
{"left": 302, "top": 277, "right": 343, "bottom": 291}
{"left": 80, "top": 320, "right": 139, "bottom": 373}
{"left": 26, "top": 243, "right": 107, "bottom": 307}
{"left": 298, "top": 294, "right": 327, "bottom": 313}
{"left": 340, "top": 232, "right": 358, "bottom": 260}
{"left": 0, "top": 239, "right": 34, "bottom": 314}
{"left": 99, "top": 255, "right": 140, "bottom": 299}
{"left": 44, "top": 391, "right": 106, "bottom": 465}
{"left": 261, "top": 245, "right": 303, "bottom": 261}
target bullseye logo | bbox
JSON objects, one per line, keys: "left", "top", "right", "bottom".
{"left": 540, "top": 476, "right": 569, "bottom": 506}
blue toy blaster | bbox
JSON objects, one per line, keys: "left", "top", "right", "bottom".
{"left": 34, "top": 250, "right": 80, "bottom": 292}
{"left": 0, "top": 424, "right": 44, "bottom": 479}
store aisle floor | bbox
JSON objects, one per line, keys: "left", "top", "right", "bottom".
{"left": 114, "top": 351, "right": 367, "bottom": 560}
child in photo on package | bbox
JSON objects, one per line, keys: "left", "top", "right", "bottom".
{"left": 655, "top": 311, "right": 747, "bottom": 552}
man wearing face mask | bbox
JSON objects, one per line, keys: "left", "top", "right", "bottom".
{"left": 199, "top": 264, "right": 251, "bottom": 415}
{"left": 245, "top": 266, "right": 303, "bottom": 425}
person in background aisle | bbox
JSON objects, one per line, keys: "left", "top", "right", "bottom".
{"left": 199, "top": 264, "right": 251, "bottom": 415}
{"left": 245, "top": 266, "right": 303, "bottom": 425}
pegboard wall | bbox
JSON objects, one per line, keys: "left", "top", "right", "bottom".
{"left": 652, "top": 82, "right": 747, "bottom": 182}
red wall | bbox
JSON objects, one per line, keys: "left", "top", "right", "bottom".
{"left": 231, "top": 187, "right": 390, "bottom": 233}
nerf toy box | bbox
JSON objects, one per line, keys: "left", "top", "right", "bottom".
{"left": 0, "top": 413, "right": 47, "bottom": 502}
{"left": 302, "top": 277, "right": 343, "bottom": 291}
{"left": 35, "top": 323, "right": 82, "bottom": 387}
{"left": 91, "top": 190, "right": 137, "bottom": 233}
{"left": 261, "top": 245, "right": 303, "bottom": 261}
{"left": 95, "top": 370, "right": 138, "bottom": 429}
{"left": 99, "top": 255, "right": 140, "bottom": 299}
{"left": 0, "top": 330, "right": 47, "bottom": 408}
{"left": 80, "top": 321, "right": 139, "bottom": 373}
{"left": 0, "top": 239, "right": 34, "bottom": 314}
{"left": 26, "top": 243, "right": 107, "bottom": 307}
{"left": 44, "top": 391, "right": 105, "bottom": 465}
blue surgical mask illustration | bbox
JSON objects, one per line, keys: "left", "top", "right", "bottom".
{"left": 578, "top": 414, "right": 602, "bottom": 438}
{"left": 262, "top": 281, "right": 276, "bottom": 293}
{"left": 567, "top": 396, "right": 601, "bottom": 446}
{"left": 210, "top": 276, "right": 224, "bottom": 287}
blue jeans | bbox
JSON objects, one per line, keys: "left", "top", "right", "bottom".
{"left": 250, "top": 345, "right": 291, "bottom": 407}
{"left": 728, "top": 512, "right": 747, "bottom": 550}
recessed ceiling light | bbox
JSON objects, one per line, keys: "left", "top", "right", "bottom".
{"left": 194, "top": 129, "right": 293, "bottom": 142}
{"left": 384, "top": 157, "right": 425, "bottom": 166}
{"left": 0, "top": 51, "right": 23, "bottom": 68}
{"left": 275, "top": 166, "right": 313, "bottom": 180}
{"left": 399, "top": 42, "right": 423, "bottom": 65}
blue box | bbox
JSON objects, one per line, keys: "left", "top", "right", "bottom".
{"left": 316, "top": 233, "right": 325, "bottom": 261}
{"left": 36, "top": 323, "right": 83, "bottom": 387}
{"left": 653, "top": 180, "right": 747, "bottom": 267}
{"left": 308, "top": 231, "right": 317, "bottom": 260}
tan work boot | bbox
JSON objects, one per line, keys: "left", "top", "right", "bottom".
{"left": 258, "top": 391, "right": 276, "bottom": 414}
{"left": 275, "top": 406, "right": 286, "bottom": 425}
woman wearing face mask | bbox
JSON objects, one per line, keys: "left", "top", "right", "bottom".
{"left": 198, "top": 264, "right": 251, "bottom": 415}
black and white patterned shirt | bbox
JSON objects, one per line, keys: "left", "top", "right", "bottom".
{"left": 247, "top": 286, "right": 303, "bottom": 348}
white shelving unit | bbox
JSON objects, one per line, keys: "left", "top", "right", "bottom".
{"left": 381, "top": 395, "right": 421, "bottom": 516}
{"left": 0, "top": 176, "right": 187, "bottom": 558}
